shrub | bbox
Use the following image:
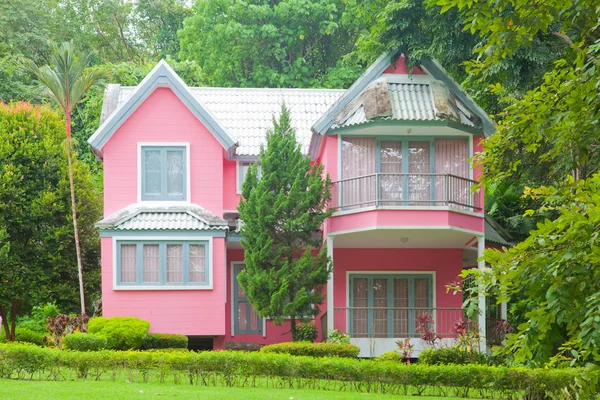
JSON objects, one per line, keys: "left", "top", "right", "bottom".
{"left": 375, "top": 350, "right": 404, "bottom": 362}
{"left": 326, "top": 329, "right": 350, "bottom": 344}
{"left": 419, "top": 346, "right": 489, "bottom": 366}
{"left": 17, "top": 303, "right": 60, "bottom": 333}
{"left": 141, "top": 333, "right": 188, "bottom": 350}
{"left": 0, "top": 342, "right": 596, "bottom": 397}
{"left": 46, "top": 314, "right": 88, "bottom": 349}
{"left": 0, "top": 328, "right": 45, "bottom": 346}
{"left": 88, "top": 317, "right": 150, "bottom": 350}
{"left": 260, "top": 341, "right": 359, "bottom": 358}
{"left": 62, "top": 333, "right": 107, "bottom": 352}
{"left": 293, "top": 321, "right": 318, "bottom": 342}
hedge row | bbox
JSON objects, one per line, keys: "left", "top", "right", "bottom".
{"left": 260, "top": 342, "right": 360, "bottom": 358}
{"left": 0, "top": 343, "right": 596, "bottom": 398}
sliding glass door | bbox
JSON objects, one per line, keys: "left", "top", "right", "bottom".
{"left": 349, "top": 274, "right": 433, "bottom": 338}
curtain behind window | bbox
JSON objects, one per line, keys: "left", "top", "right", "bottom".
{"left": 342, "top": 138, "right": 376, "bottom": 208}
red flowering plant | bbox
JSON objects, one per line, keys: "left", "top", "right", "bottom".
{"left": 46, "top": 314, "right": 88, "bottom": 349}
{"left": 414, "top": 311, "right": 438, "bottom": 348}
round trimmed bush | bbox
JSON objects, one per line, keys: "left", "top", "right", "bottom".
{"left": 375, "top": 350, "right": 405, "bottom": 362}
{"left": 88, "top": 316, "right": 150, "bottom": 350}
{"left": 63, "top": 332, "right": 107, "bottom": 352}
{"left": 419, "top": 346, "right": 489, "bottom": 365}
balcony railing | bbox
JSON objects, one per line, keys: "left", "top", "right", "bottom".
{"left": 333, "top": 307, "right": 467, "bottom": 339}
{"left": 331, "top": 173, "right": 481, "bottom": 211}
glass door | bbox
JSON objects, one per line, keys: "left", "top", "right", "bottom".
{"left": 233, "top": 264, "right": 262, "bottom": 334}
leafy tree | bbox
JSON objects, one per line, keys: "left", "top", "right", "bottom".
{"left": 179, "top": 0, "right": 362, "bottom": 88}
{"left": 0, "top": 102, "right": 102, "bottom": 340}
{"left": 430, "top": 0, "right": 600, "bottom": 363}
{"left": 237, "top": 105, "right": 332, "bottom": 339}
{"left": 22, "top": 41, "right": 108, "bottom": 316}
{"left": 135, "top": 0, "right": 191, "bottom": 59}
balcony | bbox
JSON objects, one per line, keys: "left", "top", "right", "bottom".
{"left": 331, "top": 173, "right": 481, "bottom": 212}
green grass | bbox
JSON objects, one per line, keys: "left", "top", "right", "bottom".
{"left": 0, "top": 379, "right": 462, "bottom": 400}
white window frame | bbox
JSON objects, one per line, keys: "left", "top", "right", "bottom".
{"left": 137, "top": 142, "right": 191, "bottom": 203}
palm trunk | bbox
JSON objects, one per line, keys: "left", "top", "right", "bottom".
{"left": 66, "top": 112, "right": 86, "bottom": 316}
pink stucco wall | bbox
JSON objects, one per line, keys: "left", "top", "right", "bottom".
{"left": 102, "top": 87, "right": 224, "bottom": 217}
{"left": 223, "top": 158, "right": 240, "bottom": 212}
{"left": 332, "top": 247, "right": 464, "bottom": 334}
{"left": 101, "top": 237, "right": 226, "bottom": 336}
{"left": 327, "top": 209, "right": 484, "bottom": 235}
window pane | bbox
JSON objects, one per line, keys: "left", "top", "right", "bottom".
{"left": 120, "top": 244, "right": 137, "bottom": 283}
{"left": 166, "top": 244, "right": 183, "bottom": 283}
{"left": 144, "top": 150, "right": 162, "bottom": 196}
{"left": 166, "top": 150, "right": 184, "bottom": 197}
{"left": 394, "top": 278, "right": 409, "bottom": 336}
{"left": 408, "top": 141, "right": 431, "bottom": 203}
{"left": 342, "top": 137, "right": 377, "bottom": 208}
{"left": 414, "top": 278, "right": 430, "bottom": 309}
{"left": 237, "top": 302, "right": 248, "bottom": 331}
{"left": 189, "top": 244, "right": 206, "bottom": 283}
{"left": 143, "top": 244, "right": 160, "bottom": 283}
{"left": 352, "top": 278, "right": 368, "bottom": 338}
{"left": 380, "top": 141, "right": 403, "bottom": 204}
{"left": 373, "top": 278, "right": 388, "bottom": 337}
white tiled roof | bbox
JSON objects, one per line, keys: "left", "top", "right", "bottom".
{"left": 96, "top": 204, "right": 228, "bottom": 231}
{"left": 111, "top": 86, "right": 344, "bottom": 156}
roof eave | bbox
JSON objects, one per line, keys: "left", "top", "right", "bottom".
{"left": 328, "top": 119, "right": 485, "bottom": 135}
{"left": 87, "top": 60, "right": 237, "bottom": 157}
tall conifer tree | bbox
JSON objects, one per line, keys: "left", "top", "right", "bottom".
{"left": 238, "top": 105, "right": 332, "bottom": 339}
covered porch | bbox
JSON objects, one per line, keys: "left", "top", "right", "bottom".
{"left": 324, "top": 226, "right": 486, "bottom": 358}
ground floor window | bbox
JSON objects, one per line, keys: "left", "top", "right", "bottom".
{"left": 233, "top": 264, "right": 262, "bottom": 334}
{"left": 349, "top": 274, "right": 433, "bottom": 338}
{"left": 116, "top": 241, "right": 210, "bottom": 288}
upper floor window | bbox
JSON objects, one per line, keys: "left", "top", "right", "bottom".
{"left": 141, "top": 146, "right": 187, "bottom": 201}
{"left": 237, "top": 161, "right": 261, "bottom": 194}
{"left": 117, "top": 240, "right": 210, "bottom": 289}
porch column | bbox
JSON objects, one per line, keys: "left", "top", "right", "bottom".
{"left": 500, "top": 301, "right": 508, "bottom": 320}
{"left": 477, "top": 235, "right": 487, "bottom": 351}
{"left": 326, "top": 235, "right": 334, "bottom": 334}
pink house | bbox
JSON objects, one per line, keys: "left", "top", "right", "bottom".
{"left": 89, "top": 53, "right": 508, "bottom": 356}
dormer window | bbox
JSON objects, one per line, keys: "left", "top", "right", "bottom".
{"left": 141, "top": 145, "right": 187, "bottom": 201}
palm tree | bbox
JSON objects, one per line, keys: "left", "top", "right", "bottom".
{"left": 23, "top": 41, "right": 108, "bottom": 316}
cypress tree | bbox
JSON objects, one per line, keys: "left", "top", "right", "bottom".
{"left": 237, "top": 104, "right": 332, "bottom": 340}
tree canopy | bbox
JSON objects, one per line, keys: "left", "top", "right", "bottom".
{"left": 237, "top": 105, "right": 332, "bottom": 338}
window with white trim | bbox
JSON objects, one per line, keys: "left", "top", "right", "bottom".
{"left": 237, "top": 161, "right": 261, "bottom": 194}
{"left": 141, "top": 146, "right": 186, "bottom": 201}
{"left": 117, "top": 241, "right": 210, "bottom": 287}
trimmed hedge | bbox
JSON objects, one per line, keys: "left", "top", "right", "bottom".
{"left": 141, "top": 334, "right": 188, "bottom": 350}
{"left": 260, "top": 342, "right": 360, "bottom": 358}
{"left": 63, "top": 333, "right": 107, "bottom": 352}
{"left": 375, "top": 350, "right": 404, "bottom": 362}
{"left": 88, "top": 317, "right": 150, "bottom": 350}
{"left": 0, "top": 343, "right": 596, "bottom": 398}
{"left": 419, "top": 347, "right": 490, "bottom": 366}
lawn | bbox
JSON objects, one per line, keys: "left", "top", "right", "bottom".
{"left": 0, "top": 379, "right": 463, "bottom": 400}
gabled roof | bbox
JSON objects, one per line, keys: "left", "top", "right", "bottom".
{"left": 308, "top": 52, "right": 496, "bottom": 157}
{"left": 88, "top": 60, "right": 237, "bottom": 158}
{"left": 96, "top": 204, "right": 228, "bottom": 231}
{"left": 484, "top": 214, "right": 514, "bottom": 247}
{"left": 98, "top": 85, "right": 343, "bottom": 157}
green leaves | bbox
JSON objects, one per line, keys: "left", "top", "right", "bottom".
{"left": 238, "top": 104, "right": 332, "bottom": 336}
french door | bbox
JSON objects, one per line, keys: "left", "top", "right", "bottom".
{"left": 349, "top": 274, "right": 433, "bottom": 338}
{"left": 233, "top": 264, "right": 262, "bottom": 334}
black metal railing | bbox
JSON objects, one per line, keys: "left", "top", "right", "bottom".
{"left": 331, "top": 173, "right": 481, "bottom": 211}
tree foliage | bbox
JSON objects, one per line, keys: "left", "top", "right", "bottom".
{"left": 0, "top": 102, "right": 102, "bottom": 337}
{"left": 179, "top": 0, "right": 363, "bottom": 88}
{"left": 237, "top": 105, "right": 332, "bottom": 338}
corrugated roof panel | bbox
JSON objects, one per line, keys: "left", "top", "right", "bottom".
{"left": 116, "top": 212, "right": 226, "bottom": 231}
